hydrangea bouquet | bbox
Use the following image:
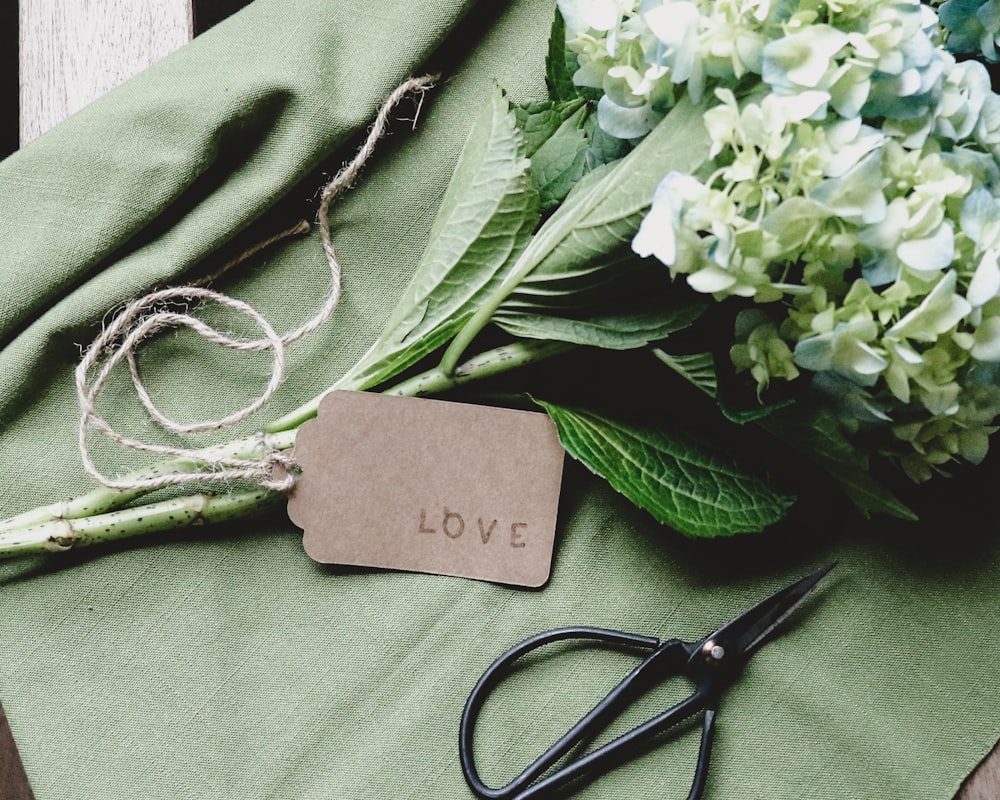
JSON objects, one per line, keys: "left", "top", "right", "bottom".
{"left": 3, "top": 0, "right": 1000, "bottom": 555}
{"left": 559, "top": 0, "right": 1000, "bottom": 489}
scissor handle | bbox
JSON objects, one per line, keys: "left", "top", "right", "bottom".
{"left": 459, "top": 626, "right": 719, "bottom": 800}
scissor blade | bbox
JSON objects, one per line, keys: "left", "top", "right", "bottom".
{"left": 710, "top": 563, "right": 836, "bottom": 658}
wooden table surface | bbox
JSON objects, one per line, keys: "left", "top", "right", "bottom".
{"left": 10, "top": 1, "right": 1000, "bottom": 797}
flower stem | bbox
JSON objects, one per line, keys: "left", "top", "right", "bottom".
{"left": 0, "top": 340, "right": 574, "bottom": 558}
{"left": 0, "top": 431, "right": 296, "bottom": 535}
{"left": 0, "top": 490, "right": 280, "bottom": 559}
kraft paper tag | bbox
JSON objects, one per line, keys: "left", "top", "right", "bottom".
{"left": 0, "top": 702, "right": 34, "bottom": 800}
{"left": 287, "top": 391, "right": 565, "bottom": 587}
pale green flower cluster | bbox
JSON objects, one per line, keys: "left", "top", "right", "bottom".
{"left": 558, "top": 0, "right": 774, "bottom": 137}
{"left": 937, "top": 0, "right": 1000, "bottom": 61}
{"left": 560, "top": 0, "right": 1000, "bottom": 479}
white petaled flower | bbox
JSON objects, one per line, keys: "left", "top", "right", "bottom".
{"left": 966, "top": 249, "right": 1000, "bottom": 307}
{"left": 761, "top": 25, "right": 849, "bottom": 92}
{"left": 633, "top": 171, "right": 705, "bottom": 266}
{"left": 565, "top": 0, "right": 1000, "bottom": 478}
{"left": 558, "top": 0, "right": 637, "bottom": 35}
{"left": 641, "top": 0, "right": 707, "bottom": 99}
{"left": 887, "top": 271, "right": 972, "bottom": 342}
{"left": 794, "top": 318, "right": 889, "bottom": 386}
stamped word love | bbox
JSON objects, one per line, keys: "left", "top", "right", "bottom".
{"left": 417, "top": 508, "right": 528, "bottom": 547}
{"left": 287, "top": 391, "right": 565, "bottom": 587}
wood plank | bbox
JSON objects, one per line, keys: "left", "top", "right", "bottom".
{"left": 956, "top": 739, "right": 1000, "bottom": 799}
{"left": 0, "top": 702, "right": 33, "bottom": 800}
{"left": 18, "top": 0, "right": 193, "bottom": 145}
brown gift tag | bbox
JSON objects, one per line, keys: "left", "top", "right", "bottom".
{"left": 287, "top": 391, "right": 565, "bottom": 587}
{"left": 0, "top": 702, "right": 34, "bottom": 800}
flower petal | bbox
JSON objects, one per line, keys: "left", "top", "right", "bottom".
{"left": 558, "top": 0, "right": 625, "bottom": 32}
{"left": 632, "top": 211, "right": 676, "bottom": 264}
{"left": 889, "top": 271, "right": 972, "bottom": 341}
{"left": 897, "top": 223, "right": 955, "bottom": 273}
{"left": 968, "top": 249, "right": 1000, "bottom": 307}
{"left": 687, "top": 265, "right": 737, "bottom": 293}
{"left": 596, "top": 95, "right": 659, "bottom": 139}
{"left": 762, "top": 26, "right": 849, "bottom": 88}
{"left": 972, "top": 316, "right": 1000, "bottom": 360}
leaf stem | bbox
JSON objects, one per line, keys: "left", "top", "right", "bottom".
{"left": 264, "top": 339, "right": 573, "bottom": 432}
{"left": 383, "top": 340, "right": 574, "bottom": 397}
{"left": 263, "top": 373, "right": 361, "bottom": 434}
{"left": 438, "top": 94, "right": 708, "bottom": 376}
{"left": 437, "top": 178, "right": 604, "bottom": 375}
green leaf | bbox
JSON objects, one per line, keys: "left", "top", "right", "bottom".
{"left": 528, "top": 96, "right": 712, "bottom": 284}
{"left": 441, "top": 94, "right": 713, "bottom": 374}
{"left": 530, "top": 105, "right": 590, "bottom": 211}
{"left": 494, "top": 235, "right": 707, "bottom": 352}
{"left": 653, "top": 348, "right": 915, "bottom": 520}
{"left": 495, "top": 162, "right": 626, "bottom": 302}
{"left": 835, "top": 468, "right": 916, "bottom": 520}
{"left": 546, "top": 8, "right": 580, "bottom": 103}
{"left": 514, "top": 98, "right": 586, "bottom": 158}
{"left": 583, "top": 113, "right": 631, "bottom": 170}
{"left": 759, "top": 408, "right": 918, "bottom": 521}
{"left": 653, "top": 349, "right": 718, "bottom": 396}
{"left": 535, "top": 400, "right": 795, "bottom": 537}
{"left": 654, "top": 343, "right": 915, "bottom": 519}
{"left": 720, "top": 400, "right": 795, "bottom": 424}
{"left": 492, "top": 301, "right": 704, "bottom": 349}
{"left": 340, "top": 83, "right": 540, "bottom": 391}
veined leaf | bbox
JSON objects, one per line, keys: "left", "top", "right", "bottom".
{"left": 441, "top": 94, "right": 713, "bottom": 374}
{"left": 718, "top": 384, "right": 796, "bottom": 425}
{"left": 494, "top": 237, "right": 706, "bottom": 351}
{"left": 583, "top": 113, "right": 631, "bottom": 169}
{"left": 653, "top": 349, "right": 718, "bottom": 397}
{"left": 530, "top": 105, "right": 590, "bottom": 211}
{"left": 535, "top": 400, "right": 795, "bottom": 537}
{"left": 759, "top": 407, "right": 917, "bottom": 521}
{"left": 514, "top": 98, "right": 586, "bottom": 158}
{"left": 652, "top": 346, "right": 916, "bottom": 519}
{"left": 721, "top": 398, "right": 796, "bottom": 424}
{"left": 546, "top": 8, "right": 580, "bottom": 103}
{"left": 500, "top": 160, "right": 626, "bottom": 298}
{"left": 340, "top": 83, "right": 540, "bottom": 390}
{"left": 519, "top": 96, "right": 711, "bottom": 279}
{"left": 492, "top": 302, "right": 704, "bottom": 350}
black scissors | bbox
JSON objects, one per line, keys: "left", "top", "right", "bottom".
{"left": 459, "top": 563, "right": 835, "bottom": 800}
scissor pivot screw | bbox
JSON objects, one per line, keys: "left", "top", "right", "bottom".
{"left": 702, "top": 641, "right": 726, "bottom": 664}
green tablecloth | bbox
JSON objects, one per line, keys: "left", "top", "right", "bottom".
{"left": 2, "top": 1, "right": 999, "bottom": 797}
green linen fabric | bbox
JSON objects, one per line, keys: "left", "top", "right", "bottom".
{"left": 1, "top": 1, "right": 999, "bottom": 798}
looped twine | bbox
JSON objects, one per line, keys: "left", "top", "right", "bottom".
{"left": 76, "top": 74, "right": 439, "bottom": 494}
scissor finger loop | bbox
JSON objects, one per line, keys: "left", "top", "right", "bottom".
{"left": 459, "top": 564, "right": 836, "bottom": 800}
{"left": 461, "top": 631, "right": 719, "bottom": 800}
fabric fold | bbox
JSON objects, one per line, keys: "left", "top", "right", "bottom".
{"left": 0, "top": 0, "right": 474, "bottom": 422}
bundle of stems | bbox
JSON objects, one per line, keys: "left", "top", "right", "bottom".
{"left": 0, "top": 340, "right": 570, "bottom": 559}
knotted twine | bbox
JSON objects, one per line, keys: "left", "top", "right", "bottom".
{"left": 76, "top": 75, "right": 438, "bottom": 493}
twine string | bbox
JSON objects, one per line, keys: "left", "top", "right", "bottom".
{"left": 76, "top": 74, "right": 439, "bottom": 493}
